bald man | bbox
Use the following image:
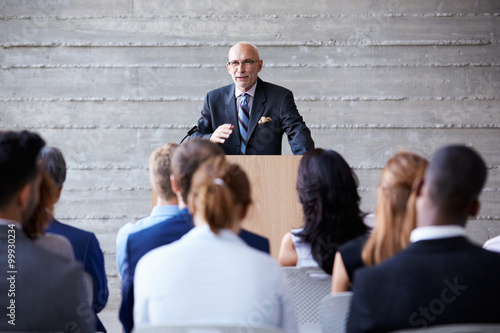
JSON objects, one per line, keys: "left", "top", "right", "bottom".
{"left": 192, "top": 42, "right": 314, "bottom": 155}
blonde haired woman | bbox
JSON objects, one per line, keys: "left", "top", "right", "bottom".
{"left": 134, "top": 156, "right": 298, "bottom": 332}
{"left": 332, "top": 151, "right": 428, "bottom": 293}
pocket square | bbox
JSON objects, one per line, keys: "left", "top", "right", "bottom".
{"left": 258, "top": 116, "right": 273, "bottom": 125}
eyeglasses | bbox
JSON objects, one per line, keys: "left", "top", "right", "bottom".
{"left": 227, "top": 59, "right": 260, "bottom": 69}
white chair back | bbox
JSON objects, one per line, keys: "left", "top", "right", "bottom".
{"left": 281, "top": 267, "right": 331, "bottom": 333}
{"left": 320, "top": 292, "right": 352, "bottom": 333}
{"left": 133, "top": 324, "right": 283, "bottom": 333}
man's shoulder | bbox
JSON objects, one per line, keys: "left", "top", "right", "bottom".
{"left": 128, "top": 209, "right": 193, "bottom": 246}
{"left": 207, "top": 83, "right": 234, "bottom": 96}
{"left": 257, "top": 78, "right": 291, "bottom": 94}
{"left": 355, "top": 237, "right": 500, "bottom": 284}
{"left": 17, "top": 236, "right": 82, "bottom": 274}
{"left": 117, "top": 215, "right": 151, "bottom": 240}
{"left": 47, "top": 219, "right": 94, "bottom": 239}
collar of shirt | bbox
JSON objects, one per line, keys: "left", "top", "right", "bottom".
{"left": 410, "top": 225, "right": 467, "bottom": 243}
{"left": 184, "top": 224, "right": 245, "bottom": 245}
{"left": 234, "top": 82, "right": 257, "bottom": 99}
{"left": 235, "top": 82, "right": 257, "bottom": 114}
{"left": 0, "top": 219, "right": 22, "bottom": 229}
{"left": 150, "top": 205, "right": 181, "bottom": 218}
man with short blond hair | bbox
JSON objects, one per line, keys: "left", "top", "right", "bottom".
{"left": 116, "top": 142, "right": 179, "bottom": 279}
{"left": 149, "top": 142, "right": 178, "bottom": 202}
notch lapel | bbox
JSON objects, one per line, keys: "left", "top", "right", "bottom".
{"left": 247, "top": 79, "right": 266, "bottom": 140}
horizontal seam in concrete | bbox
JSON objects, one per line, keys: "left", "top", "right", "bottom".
{"left": 2, "top": 97, "right": 499, "bottom": 102}
{"left": 1, "top": 40, "right": 496, "bottom": 48}
{"left": 3, "top": 63, "right": 499, "bottom": 69}
{"left": 1, "top": 13, "right": 498, "bottom": 19}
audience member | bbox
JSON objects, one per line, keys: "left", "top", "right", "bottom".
{"left": 116, "top": 143, "right": 179, "bottom": 279}
{"left": 134, "top": 156, "right": 298, "bottom": 332}
{"left": 40, "top": 146, "right": 109, "bottom": 332}
{"left": 0, "top": 130, "right": 94, "bottom": 332}
{"left": 119, "top": 138, "right": 270, "bottom": 333}
{"left": 278, "top": 148, "right": 370, "bottom": 275}
{"left": 347, "top": 145, "right": 500, "bottom": 332}
{"left": 332, "top": 151, "right": 428, "bottom": 293}
{"left": 483, "top": 234, "right": 500, "bottom": 253}
{"left": 24, "top": 168, "right": 74, "bottom": 261}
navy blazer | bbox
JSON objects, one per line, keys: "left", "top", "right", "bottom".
{"left": 192, "top": 78, "right": 315, "bottom": 155}
{"left": 347, "top": 237, "right": 500, "bottom": 333}
{"left": 46, "top": 220, "right": 109, "bottom": 332}
{"left": 119, "top": 208, "right": 270, "bottom": 333}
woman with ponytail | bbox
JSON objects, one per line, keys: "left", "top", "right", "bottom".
{"left": 331, "top": 151, "right": 428, "bottom": 293}
{"left": 134, "top": 156, "right": 298, "bottom": 332}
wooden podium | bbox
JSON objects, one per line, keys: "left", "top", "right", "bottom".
{"left": 227, "top": 155, "right": 303, "bottom": 257}
{"left": 152, "top": 155, "right": 304, "bottom": 258}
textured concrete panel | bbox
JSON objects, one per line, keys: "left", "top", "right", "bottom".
{"left": 3, "top": 100, "right": 499, "bottom": 128}
{"left": 2, "top": 0, "right": 499, "bottom": 325}
{"left": 3, "top": 45, "right": 500, "bottom": 67}
{"left": 1, "top": 15, "right": 498, "bottom": 45}
{"left": 3, "top": 66, "right": 498, "bottom": 99}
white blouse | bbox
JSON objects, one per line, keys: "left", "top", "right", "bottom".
{"left": 134, "top": 225, "right": 298, "bottom": 333}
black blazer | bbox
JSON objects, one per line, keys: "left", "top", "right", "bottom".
{"left": 347, "top": 237, "right": 500, "bottom": 333}
{"left": 192, "top": 78, "right": 315, "bottom": 155}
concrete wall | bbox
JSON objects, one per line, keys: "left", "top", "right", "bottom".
{"left": 1, "top": 0, "right": 499, "bottom": 323}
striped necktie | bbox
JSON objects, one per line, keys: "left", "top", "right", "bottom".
{"left": 238, "top": 93, "right": 250, "bottom": 155}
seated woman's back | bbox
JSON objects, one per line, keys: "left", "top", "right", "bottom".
{"left": 135, "top": 226, "right": 288, "bottom": 325}
{"left": 331, "top": 151, "right": 428, "bottom": 293}
{"left": 134, "top": 155, "right": 298, "bottom": 333}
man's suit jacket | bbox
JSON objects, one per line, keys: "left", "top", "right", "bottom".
{"left": 119, "top": 208, "right": 270, "bottom": 333}
{"left": 347, "top": 237, "right": 500, "bottom": 333}
{"left": 46, "top": 219, "right": 109, "bottom": 332}
{"left": 192, "top": 78, "right": 315, "bottom": 155}
{"left": 0, "top": 224, "right": 94, "bottom": 332}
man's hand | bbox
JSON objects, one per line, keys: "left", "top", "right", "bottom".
{"left": 210, "top": 124, "right": 234, "bottom": 143}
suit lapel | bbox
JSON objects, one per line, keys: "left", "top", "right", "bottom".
{"left": 247, "top": 79, "right": 266, "bottom": 140}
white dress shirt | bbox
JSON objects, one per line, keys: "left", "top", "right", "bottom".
{"left": 235, "top": 82, "right": 257, "bottom": 114}
{"left": 483, "top": 235, "right": 500, "bottom": 253}
{"left": 410, "top": 225, "right": 467, "bottom": 243}
{"left": 134, "top": 224, "right": 298, "bottom": 333}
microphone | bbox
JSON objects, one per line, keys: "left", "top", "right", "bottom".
{"left": 180, "top": 125, "right": 198, "bottom": 144}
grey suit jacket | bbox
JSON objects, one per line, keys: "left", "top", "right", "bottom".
{"left": 0, "top": 224, "right": 94, "bottom": 332}
{"left": 192, "top": 78, "right": 315, "bottom": 155}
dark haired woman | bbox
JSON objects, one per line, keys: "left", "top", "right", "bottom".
{"left": 278, "top": 148, "right": 371, "bottom": 275}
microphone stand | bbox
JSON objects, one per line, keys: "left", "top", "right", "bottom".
{"left": 180, "top": 125, "right": 198, "bottom": 144}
